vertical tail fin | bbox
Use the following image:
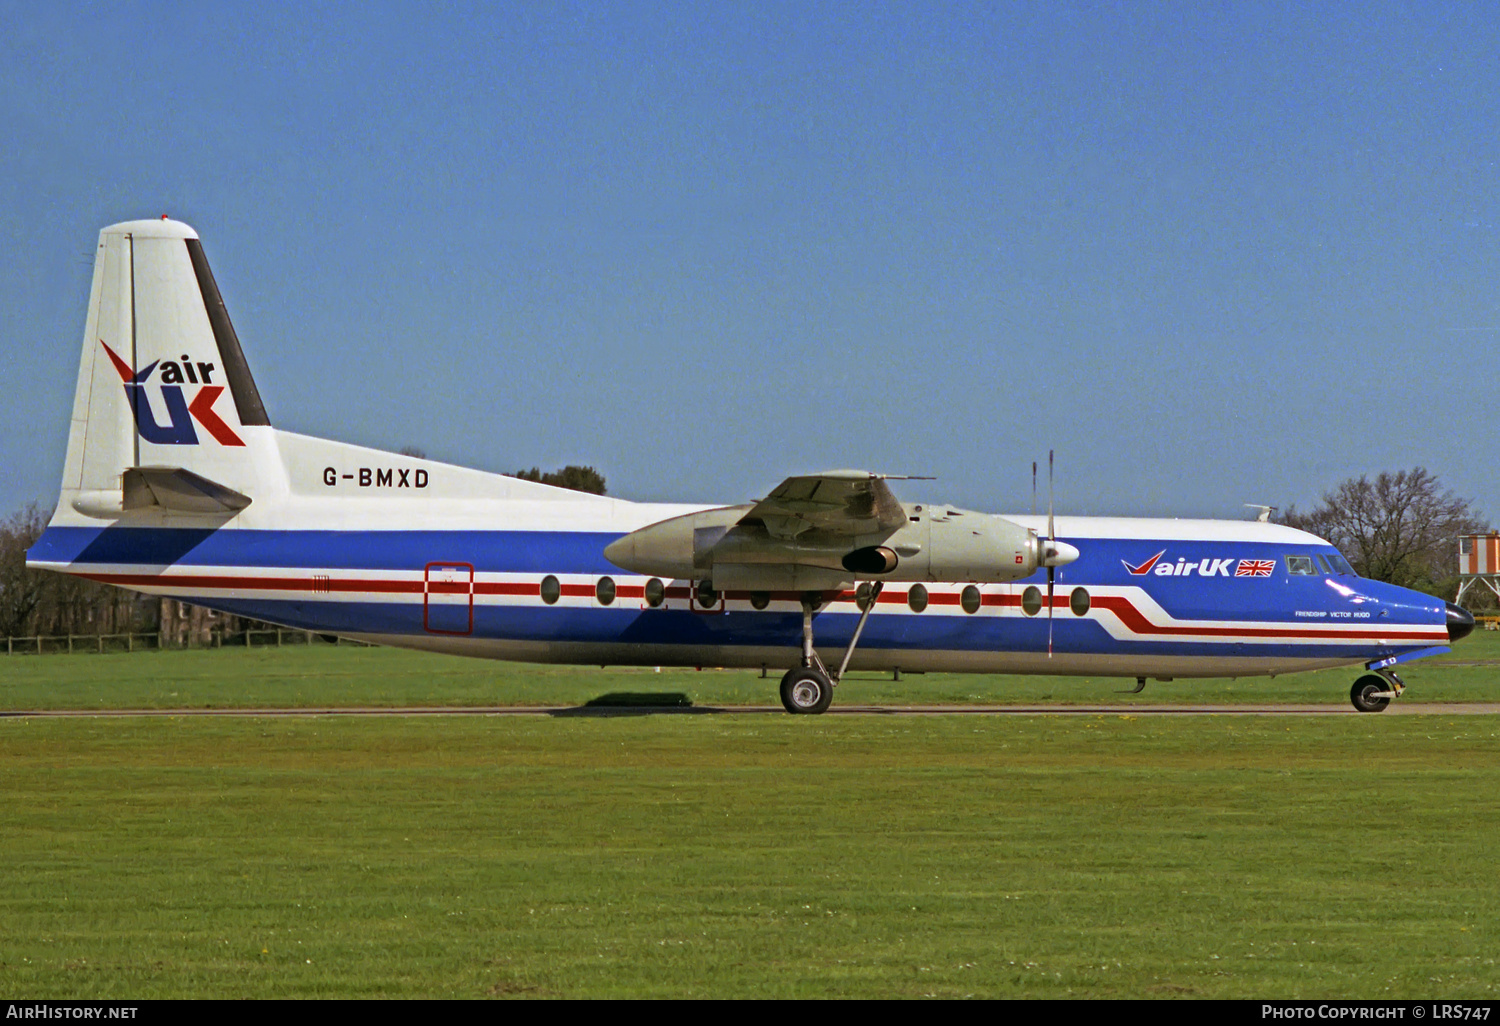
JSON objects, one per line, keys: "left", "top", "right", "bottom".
{"left": 60, "top": 218, "right": 273, "bottom": 517}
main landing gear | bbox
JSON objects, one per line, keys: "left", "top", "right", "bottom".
{"left": 779, "top": 584, "right": 883, "bottom": 715}
{"left": 1350, "top": 669, "right": 1405, "bottom": 713}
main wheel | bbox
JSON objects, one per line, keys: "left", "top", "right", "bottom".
{"left": 780, "top": 667, "right": 834, "bottom": 715}
{"left": 1350, "top": 674, "right": 1392, "bottom": 713}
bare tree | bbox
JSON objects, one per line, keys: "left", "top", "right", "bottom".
{"left": 1280, "top": 468, "right": 1488, "bottom": 596}
{"left": 0, "top": 503, "right": 49, "bottom": 636}
{"left": 0, "top": 502, "right": 163, "bottom": 638}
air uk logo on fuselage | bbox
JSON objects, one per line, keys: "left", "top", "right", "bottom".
{"left": 1122, "top": 549, "right": 1274, "bottom": 578}
{"left": 101, "top": 341, "right": 244, "bottom": 446}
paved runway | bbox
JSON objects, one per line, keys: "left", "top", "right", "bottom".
{"left": 5, "top": 703, "right": 1500, "bottom": 718}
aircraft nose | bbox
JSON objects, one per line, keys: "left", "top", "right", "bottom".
{"left": 1447, "top": 602, "right": 1476, "bottom": 643}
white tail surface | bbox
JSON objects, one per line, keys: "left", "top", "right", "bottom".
{"left": 51, "top": 218, "right": 618, "bottom": 531}
{"left": 61, "top": 218, "right": 276, "bottom": 517}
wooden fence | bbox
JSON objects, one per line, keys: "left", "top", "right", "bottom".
{"left": 2, "top": 630, "right": 374, "bottom": 655}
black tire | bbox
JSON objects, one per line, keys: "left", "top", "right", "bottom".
{"left": 1350, "top": 674, "right": 1391, "bottom": 713}
{"left": 780, "top": 667, "right": 833, "bottom": 715}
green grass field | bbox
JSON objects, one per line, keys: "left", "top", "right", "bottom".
{"left": 2, "top": 628, "right": 1498, "bottom": 710}
{"left": 2, "top": 640, "right": 1498, "bottom": 998}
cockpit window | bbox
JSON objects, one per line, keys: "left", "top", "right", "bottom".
{"left": 1286, "top": 555, "right": 1316, "bottom": 575}
{"left": 1315, "top": 555, "right": 1331, "bottom": 575}
{"left": 1327, "top": 553, "right": 1356, "bottom": 576}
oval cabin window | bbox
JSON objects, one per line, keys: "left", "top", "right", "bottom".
{"left": 1069, "top": 587, "right": 1090, "bottom": 616}
{"left": 1021, "top": 586, "right": 1043, "bottom": 616}
{"left": 540, "top": 575, "right": 561, "bottom": 605}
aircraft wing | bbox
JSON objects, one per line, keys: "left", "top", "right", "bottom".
{"left": 739, "top": 471, "right": 908, "bottom": 540}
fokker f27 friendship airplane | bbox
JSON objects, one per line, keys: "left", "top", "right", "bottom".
{"left": 27, "top": 219, "right": 1476, "bottom": 713}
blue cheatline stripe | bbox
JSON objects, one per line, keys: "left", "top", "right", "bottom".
{"left": 29, "top": 526, "right": 623, "bottom": 574}
{"left": 177, "top": 595, "right": 1413, "bottom": 661}
{"left": 28, "top": 526, "right": 1447, "bottom": 654}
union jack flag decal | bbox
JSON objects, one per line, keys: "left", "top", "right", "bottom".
{"left": 1235, "top": 559, "right": 1275, "bottom": 577}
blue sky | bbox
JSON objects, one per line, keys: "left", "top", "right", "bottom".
{"left": 3, "top": 2, "right": 1497, "bottom": 521}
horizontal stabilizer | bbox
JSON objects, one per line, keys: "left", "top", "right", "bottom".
{"left": 123, "top": 466, "right": 252, "bottom": 514}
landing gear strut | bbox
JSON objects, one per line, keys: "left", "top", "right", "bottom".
{"left": 1350, "top": 669, "right": 1404, "bottom": 713}
{"left": 778, "top": 584, "right": 882, "bottom": 715}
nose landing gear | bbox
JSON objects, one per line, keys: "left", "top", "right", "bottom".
{"left": 1350, "top": 670, "right": 1405, "bottom": 713}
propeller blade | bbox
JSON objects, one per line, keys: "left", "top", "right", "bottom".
{"left": 1031, "top": 461, "right": 1037, "bottom": 517}
{"left": 1047, "top": 450, "right": 1055, "bottom": 545}
{"left": 1047, "top": 565, "right": 1055, "bottom": 658}
{"left": 1046, "top": 450, "right": 1056, "bottom": 658}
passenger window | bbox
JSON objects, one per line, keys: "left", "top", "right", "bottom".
{"left": 1069, "top": 587, "right": 1090, "bottom": 616}
{"left": 1286, "top": 555, "right": 1316, "bottom": 576}
{"left": 960, "top": 585, "right": 981, "bottom": 615}
{"left": 644, "top": 578, "right": 665, "bottom": 608}
{"left": 540, "top": 575, "right": 561, "bottom": 605}
{"left": 597, "top": 577, "right": 617, "bottom": 605}
{"left": 696, "top": 580, "right": 718, "bottom": 608}
{"left": 907, "top": 584, "right": 929, "bottom": 613}
{"left": 1021, "top": 586, "right": 1043, "bottom": 616}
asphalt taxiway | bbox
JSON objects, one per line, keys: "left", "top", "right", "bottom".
{"left": 5, "top": 703, "right": 1500, "bottom": 718}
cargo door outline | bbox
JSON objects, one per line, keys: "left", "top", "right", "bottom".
{"left": 424, "top": 562, "right": 474, "bottom": 635}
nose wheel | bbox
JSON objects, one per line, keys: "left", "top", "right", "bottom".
{"left": 1350, "top": 670, "right": 1404, "bottom": 713}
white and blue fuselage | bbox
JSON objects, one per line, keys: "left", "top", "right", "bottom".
{"left": 24, "top": 219, "right": 1470, "bottom": 708}
{"left": 28, "top": 497, "right": 1456, "bottom": 678}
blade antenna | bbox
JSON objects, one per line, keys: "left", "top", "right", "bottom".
{"left": 1047, "top": 450, "right": 1055, "bottom": 658}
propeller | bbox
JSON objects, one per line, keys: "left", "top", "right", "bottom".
{"left": 1047, "top": 450, "right": 1055, "bottom": 658}
{"left": 1031, "top": 451, "right": 1079, "bottom": 658}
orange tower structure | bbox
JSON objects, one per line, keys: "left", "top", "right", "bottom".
{"left": 1456, "top": 533, "right": 1500, "bottom": 606}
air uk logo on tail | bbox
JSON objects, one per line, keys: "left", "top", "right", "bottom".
{"left": 100, "top": 341, "right": 244, "bottom": 446}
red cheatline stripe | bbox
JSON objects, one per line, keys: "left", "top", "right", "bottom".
{"left": 77, "top": 572, "right": 1445, "bottom": 641}
{"left": 475, "top": 581, "right": 539, "bottom": 596}
{"left": 83, "top": 572, "right": 424, "bottom": 594}
{"left": 1084, "top": 593, "right": 1440, "bottom": 642}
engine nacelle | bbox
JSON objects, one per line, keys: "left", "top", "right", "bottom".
{"left": 604, "top": 503, "right": 1076, "bottom": 589}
